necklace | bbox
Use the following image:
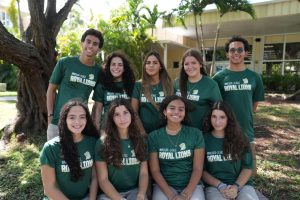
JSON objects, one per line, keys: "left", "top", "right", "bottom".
{"left": 166, "top": 125, "right": 182, "bottom": 147}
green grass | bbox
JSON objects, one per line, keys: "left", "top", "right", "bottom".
{"left": 0, "top": 135, "right": 45, "bottom": 200}
{"left": 253, "top": 101, "right": 300, "bottom": 199}
{"left": 0, "top": 102, "right": 18, "bottom": 130}
{"left": 0, "top": 91, "right": 17, "bottom": 97}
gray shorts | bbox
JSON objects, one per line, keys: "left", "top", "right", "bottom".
{"left": 47, "top": 124, "right": 59, "bottom": 141}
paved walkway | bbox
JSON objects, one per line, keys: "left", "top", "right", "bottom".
{"left": 0, "top": 96, "right": 17, "bottom": 101}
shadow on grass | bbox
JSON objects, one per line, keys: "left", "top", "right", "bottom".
{"left": 0, "top": 139, "right": 44, "bottom": 200}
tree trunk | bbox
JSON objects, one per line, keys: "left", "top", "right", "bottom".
{"left": 0, "top": 0, "right": 77, "bottom": 140}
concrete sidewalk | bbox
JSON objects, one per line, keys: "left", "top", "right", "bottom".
{"left": 0, "top": 96, "right": 17, "bottom": 102}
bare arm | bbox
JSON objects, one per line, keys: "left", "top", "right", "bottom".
{"left": 95, "top": 161, "right": 122, "bottom": 199}
{"left": 137, "top": 161, "right": 149, "bottom": 200}
{"left": 202, "top": 171, "right": 223, "bottom": 187}
{"left": 149, "top": 152, "right": 175, "bottom": 199}
{"left": 88, "top": 165, "right": 98, "bottom": 200}
{"left": 131, "top": 98, "right": 146, "bottom": 135}
{"left": 253, "top": 102, "right": 259, "bottom": 112}
{"left": 46, "top": 83, "right": 58, "bottom": 125}
{"left": 181, "top": 149, "right": 204, "bottom": 199}
{"left": 91, "top": 101, "right": 103, "bottom": 131}
{"left": 41, "top": 165, "right": 69, "bottom": 200}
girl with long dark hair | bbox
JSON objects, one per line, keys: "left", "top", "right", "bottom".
{"left": 174, "top": 48, "right": 222, "bottom": 130}
{"left": 202, "top": 101, "right": 259, "bottom": 200}
{"left": 92, "top": 51, "right": 136, "bottom": 130}
{"left": 95, "top": 98, "right": 148, "bottom": 200}
{"left": 148, "top": 95, "right": 205, "bottom": 200}
{"left": 40, "top": 100, "right": 99, "bottom": 200}
{"left": 131, "top": 51, "right": 173, "bottom": 134}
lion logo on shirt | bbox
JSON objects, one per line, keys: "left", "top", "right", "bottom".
{"left": 89, "top": 74, "right": 94, "bottom": 80}
{"left": 242, "top": 78, "right": 248, "bottom": 84}
{"left": 192, "top": 89, "right": 198, "bottom": 95}
{"left": 84, "top": 152, "right": 91, "bottom": 160}
{"left": 179, "top": 143, "right": 186, "bottom": 151}
{"left": 131, "top": 150, "right": 136, "bottom": 157}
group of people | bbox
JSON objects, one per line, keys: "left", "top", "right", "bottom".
{"left": 40, "top": 28, "right": 264, "bottom": 200}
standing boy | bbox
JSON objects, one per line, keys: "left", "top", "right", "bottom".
{"left": 213, "top": 35, "right": 264, "bottom": 173}
{"left": 46, "top": 29, "right": 104, "bottom": 140}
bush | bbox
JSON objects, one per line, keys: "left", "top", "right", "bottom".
{"left": 262, "top": 74, "right": 300, "bottom": 94}
{"left": 0, "top": 61, "right": 19, "bottom": 91}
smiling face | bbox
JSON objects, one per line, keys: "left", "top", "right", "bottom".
{"left": 145, "top": 55, "right": 161, "bottom": 78}
{"left": 110, "top": 56, "right": 124, "bottom": 81}
{"left": 113, "top": 105, "right": 132, "bottom": 131}
{"left": 183, "top": 56, "right": 202, "bottom": 80}
{"left": 227, "top": 41, "right": 248, "bottom": 66}
{"left": 80, "top": 35, "right": 100, "bottom": 58}
{"left": 211, "top": 109, "right": 228, "bottom": 135}
{"left": 66, "top": 105, "right": 87, "bottom": 137}
{"left": 164, "top": 99, "right": 186, "bottom": 124}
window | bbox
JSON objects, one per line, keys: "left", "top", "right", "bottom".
{"left": 263, "top": 43, "right": 283, "bottom": 60}
{"left": 284, "top": 61, "right": 300, "bottom": 75}
{"left": 285, "top": 43, "right": 300, "bottom": 60}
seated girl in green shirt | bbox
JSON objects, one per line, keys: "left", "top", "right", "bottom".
{"left": 95, "top": 98, "right": 148, "bottom": 200}
{"left": 148, "top": 95, "right": 205, "bottom": 200}
{"left": 40, "top": 100, "right": 99, "bottom": 200}
{"left": 202, "top": 101, "right": 259, "bottom": 200}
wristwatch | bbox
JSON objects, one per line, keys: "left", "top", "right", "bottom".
{"left": 233, "top": 182, "right": 241, "bottom": 192}
{"left": 48, "top": 113, "right": 53, "bottom": 117}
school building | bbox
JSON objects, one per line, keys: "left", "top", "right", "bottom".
{"left": 151, "top": 0, "right": 300, "bottom": 78}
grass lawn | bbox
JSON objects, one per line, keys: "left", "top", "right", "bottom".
{"left": 0, "top": 95, "right": 299, "bottom": 200}
{"left": 0, "top": 91, "right": 17, "bottom": 97}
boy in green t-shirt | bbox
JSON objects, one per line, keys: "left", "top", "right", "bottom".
{"left": 46, "top": 29, "right": 104, "bottom": 141}
{"left": 213, "top": 36, "right": 264, "bottom": 174}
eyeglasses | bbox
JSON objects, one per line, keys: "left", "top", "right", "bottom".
{"left": 229, "top": 47, "right": 244, "bottom": 54}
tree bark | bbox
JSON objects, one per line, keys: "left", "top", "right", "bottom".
{"left": 0, "top": 0, "right": 77, "bottom": 139}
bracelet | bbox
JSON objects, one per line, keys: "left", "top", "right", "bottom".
{"left": 181, "top": 191, "right": 189, "bottom": 198}
{"left": 48, "top": 113, "right": 53, "bottom": 117}
{"left": 217, "top": 182, "right": 227, "bottom": 191}
{"left": 233, "top": 182, "right": 241, "bottom": 192}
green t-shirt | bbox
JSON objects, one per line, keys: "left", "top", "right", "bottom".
{"left": 49, "top": 56, "right": 100, "bottom": 125}
{"left": 92, "top": 81, "right": 129, "bottom": 125}
{"left": 174, "top": 76, "right": 222, "bottom": 130}
{"left": 95, "top": 138, "right": 146, "bottom": 193}
{"left": 213, "top": 68, "right": 264, "bottom": 142}
{"left": 148, "top": 125, "right": 205, "bottom": 190}
{"left": 132, "top": 81, "right": 165, "bottom": 134}
{"left": 203, "top": 133, "right": 253, "bottom": 186}
{"left": 40, "top": 136, "right": 97, "bottom": 200}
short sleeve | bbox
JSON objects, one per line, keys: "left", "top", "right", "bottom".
{"left": 49, "top": 58, "right": 65, "bottom": 85}
{"left": 193, "top": 128, "right": 205, "bottom": 149}
{"left": 132, "top": 82, "right": 141, "bottom": 100}
{"left": 253, "top": 74, "right": 265, "bottom": 102}
{"left": 148, "top": 131, "right": 158, "bottom": 153}
{"left": 92, "top": 83, "right": 105, "bottom": 102}
{"left": 39, "top": 142, "right": 57, "bottom": 168}
{"left": 242, "top": 147, "right": 253, "bottom": 169}
{"left": 94, "top": 139, "right": 105, "bottom": 161}
{"left": 210, "top": 80, "right": 223, "bottom": 101}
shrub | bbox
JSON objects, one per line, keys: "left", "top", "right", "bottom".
{"left": 262, "top": 74, "right": 300, "bottom": 94}
{"left": 0, "top": 61, "right": 19, "bottom": 91}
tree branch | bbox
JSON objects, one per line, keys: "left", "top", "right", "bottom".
{"left": 54, "top": 0, "right": 78, "bottom": 37}
{"left": 0, "top": 22, "right": 51, "bottom": 76}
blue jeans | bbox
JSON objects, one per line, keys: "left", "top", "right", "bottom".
{"left": 152, "top": 184, "right": 205, "bottom": 200}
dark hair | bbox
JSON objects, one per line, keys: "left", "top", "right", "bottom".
{"left": 225, "top": 35, "right": 249, "bottom": 53}
{"left": 159, "top": 95, "right": 191, "bottom": 127}
{"left": 81, "top": 28, "right": 104, "bottom": 48}
{"left": 179, "top": 49, "right": 207, "bottom": 98}
{"left": 203, "top": 101, "right": 250, "bottom": 161}
{"left": 142, "top": 51, "right": 173, "bottom": 109}
{"left": 99, "top": 51, "right": 135, "bottom": 97}
{"left": 58, "top": 100, "right": 98, "bottom": 182}
{"left": 101, "top": 98, "right": 147, "bottom": 168}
